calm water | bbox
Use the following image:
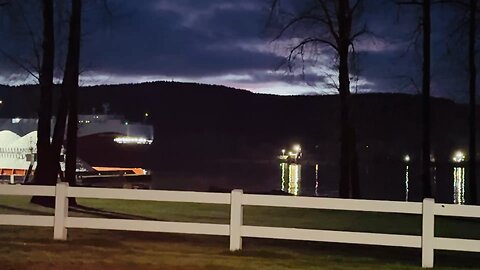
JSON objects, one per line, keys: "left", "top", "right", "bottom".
{"left": 152, "top": 161, "right": 472, "bottom": 204}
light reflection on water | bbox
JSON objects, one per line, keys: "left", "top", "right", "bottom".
{"left": 453, "top": 166, "right": 465, "bottom": 204}
{"left": 405, "top": 165, "right": 409, "bottom": 201}
{"left": 278, "top": 162, "right": 468, "bottom": 203}
{"left": 314, "top": 164, "right": 319, "bottom": 196}
{"left": 280, "top": 163, "right": 302, "bottom": 195}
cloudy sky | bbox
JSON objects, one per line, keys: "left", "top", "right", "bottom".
{"left": 0, "top": 0, "right": 474, "bottom": 101}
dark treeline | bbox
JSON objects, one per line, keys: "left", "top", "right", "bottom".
{"left": 0, "top": 81, "right": 473, "bottom": 168}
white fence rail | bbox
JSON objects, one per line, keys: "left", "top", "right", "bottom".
{"left": 1, "top": 183, "right": 480, "bottom": 268}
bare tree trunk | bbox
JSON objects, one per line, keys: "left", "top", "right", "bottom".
{"left": 65, "top": 0, "right": 81, "bottom": 190}
{"left": 32, "top": 0, "right": 54, "bottom": 184}
{"left": 468, "top": 0, "right": 477, "bottom": 205}
{"left": 30, "top": 0, "right": 55, "bottom": 206}
{"left": 422, "top": 0, "right": 432, "bottom": 199}
{"left": 38, "top": 0, "right": 82, "bottom": 207}
{"left": 337, "top": 0, "right": 359, "bottom": 198}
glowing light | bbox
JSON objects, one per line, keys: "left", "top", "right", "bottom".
{"left": 404, "top": 155, "right": 410, "bottom": 162}
{"left": 145, "top": 113, "right": 149, "bottom": 117}
{"left": 293, "top": 144, "right": 301, "bottom": 153}
{"left": 281, "top": 149, "right": 285, "bottom": 155}
{"left": 114, "top": 136, "right": 153, "bottom": 145}
{"left": 452, "top": 151, "right": 465, "bottom": 163}
{"left": 11, "top": 118, "right": 21, "bottom": 124}
{"left": 0, "top": 100, "right": 3, "bottom": 104}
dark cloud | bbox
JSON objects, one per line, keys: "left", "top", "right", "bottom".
{"left": 78, "top": 0, "right": 283, "bottom": 78}
{"left": 0, "top": 0, "right": 476, "bottom": 101}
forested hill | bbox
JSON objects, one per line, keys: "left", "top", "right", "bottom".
{"left": 0, "top": 81, "right": 473, "bottom": 165}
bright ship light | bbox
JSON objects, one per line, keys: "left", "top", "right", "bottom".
{"left": 404, "top": 155, "right": 410, "bottom": 162}
{"left": 114, "top": 136, "right": 153, "bottom": 145}
{"left": 293, "top": 144, "right": 301, "bottom": 153}
{"left": 452, "top": 151, "right": 465, "bottom": 163}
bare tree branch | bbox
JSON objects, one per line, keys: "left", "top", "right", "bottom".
{"left": 0, "top": 49, "right": 39, "bottom": 80}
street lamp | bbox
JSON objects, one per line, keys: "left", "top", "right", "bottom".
{"left": 404, "top": 155, "right": 410, "bottom": 163}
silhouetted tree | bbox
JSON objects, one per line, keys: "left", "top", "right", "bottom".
{"left": 398, "top": 0, "right": 432, "bottom": 199}
{"left": 430, "top": 0, "right": 479, "bottom": 204}
{"left": 467, "top": 0, "right": 477, "bottom": 204}
{"left": 270, "top": 0, "right": 365, "bottom": 198}
{"left": 31, "top": 0, "right": 82, "bottom": 206}
{"left": 31, "top": 0, "right": 54, "bottom": 187}
{"left": 64, "top": 0, "right": 81, "bottom": 187}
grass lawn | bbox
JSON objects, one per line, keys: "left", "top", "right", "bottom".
{"left": 0, "top": 195, "right": 479, "bottom": 269}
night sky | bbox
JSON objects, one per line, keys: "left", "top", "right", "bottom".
{"left": 0, "top": 0, "right": 475, "bottom": 101}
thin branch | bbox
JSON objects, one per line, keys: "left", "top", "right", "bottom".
{"left": 317, "top": 0, "right": 339, "bottom": 42}
{"left": 0, "top": 49, "right": 39, "bottom": 81}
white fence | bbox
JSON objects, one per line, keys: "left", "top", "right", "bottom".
{"left": 1, "top": 183, "right": 480, "bottom": 268}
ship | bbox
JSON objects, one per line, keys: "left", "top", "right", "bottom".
{"left": 0, "top": 113, "right": 154, "bottom": 188}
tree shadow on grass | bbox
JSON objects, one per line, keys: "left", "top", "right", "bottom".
{"left": 69, "top": 204, "right": 160, "bottom": 221}
{"left": 0, "top": 204, "right": 52, "bottom": 215}
{"left": 0, "top": 202, "right": 159, "bottom": 221}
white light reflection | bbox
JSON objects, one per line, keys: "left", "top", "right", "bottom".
{"left": 280, "top": 163, "right": 301, "bottom": 196}
{"left": 315, "top": 164, "right": 319, "bottom": 196}
{"left": 453, "top": 166, "right": 465, "bottom": 204}
{"left": 288, "top": 164, "right": 301, "bottom": 195}
{"left": 405, "top": 165, "right": 409, "bottom": 201}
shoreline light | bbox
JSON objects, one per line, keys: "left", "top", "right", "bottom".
{"left": 114, "top": 136, "right": 153, "bottom": 145}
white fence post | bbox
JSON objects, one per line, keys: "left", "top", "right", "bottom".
{"left": 230, "top": 189, "right": 243, "bottom": 251}
{"left": 422, "top": 198, "right": 435, "bottom": 268}
{"left": 54, "top": 182, "right": 69, "bottom": 240}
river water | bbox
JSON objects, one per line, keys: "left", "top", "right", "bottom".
{"left": 152, "top": 161, "right": 472, "bottom": 204}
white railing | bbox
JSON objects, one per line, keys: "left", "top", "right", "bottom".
{"left": 1, "top": 183, "right": 480, "bottom": 268}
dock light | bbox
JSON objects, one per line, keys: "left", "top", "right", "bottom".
{"left": 404, "top": 155, "right": 410, "bottom": 162}
{"left": 281, "top": 149, "right": 285, "bottom": 155}
{"left": 293, "top": 144, "right": 301, "bottom": 153}
{"left": 453, "top": 151, "right": 465, "bottom": 163}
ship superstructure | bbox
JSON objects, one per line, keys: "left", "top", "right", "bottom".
{"left": 0, "top": 114, "right": 154, "bottom": 186}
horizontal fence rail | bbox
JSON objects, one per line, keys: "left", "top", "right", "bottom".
{"left": 242, "top": 194, "right": 423, "bottom": 214}
{"left": 1, "top": 183, "right": 480, "bottom": 268}
{"left": 67, "top": 186, "right": 230, "bottom": 204}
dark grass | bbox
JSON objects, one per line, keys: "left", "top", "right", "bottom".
{"left": 1, "top": 195, "right": 480, "bottom": 269}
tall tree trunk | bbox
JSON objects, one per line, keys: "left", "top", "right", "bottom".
{"left": 337, "top": 0, "right": 358, "bottom": 198}
{"left": 30, "top": 0, "right": 55, "bottom": 206}
{"left": 468, "top": 0, "right": 477, "bottom": 205}
{"left": 32, "top": 0, "right": 54, "bottom": 184}
{"left": 41, "top": 0, "right": 82, "bottom": 201}
{"left": 422, "top": 0, "right": 432, "bottom": 198}
{"left": 65, "top": 0, "right": 81, "bottom": 189}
